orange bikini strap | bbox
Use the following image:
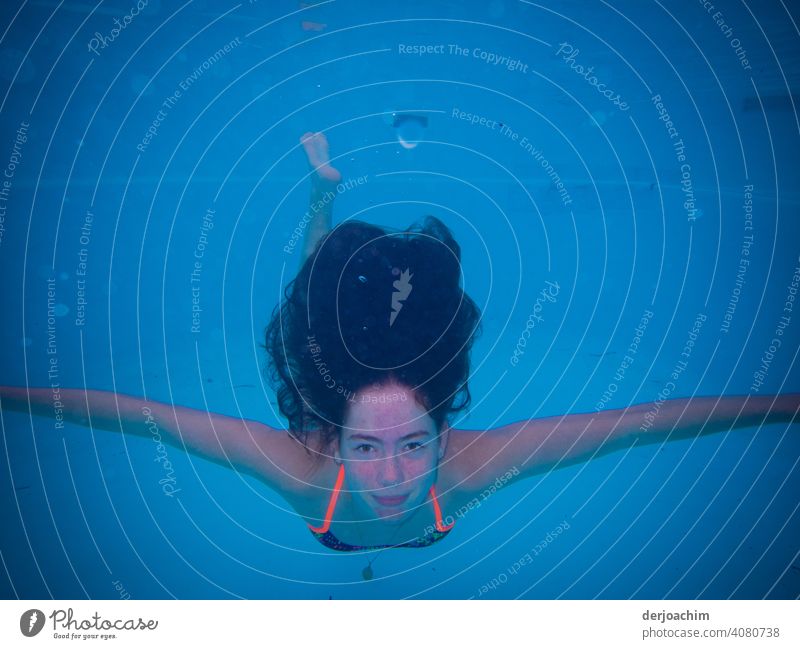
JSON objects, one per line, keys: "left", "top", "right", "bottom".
{"left": 430, "top": 484, "right": 454, "bottom": 532}
{"left": 308, "top": 463, "right": 345, "bottom": 534}
{"left": 309, "top": 467, "right": 454, "bottom": 534}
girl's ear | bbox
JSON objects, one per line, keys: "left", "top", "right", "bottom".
{"left": 438, "top": 423, "right": 450, "bottom": 461}
{"left": 333, "top": 435, "right": 342, "bottom": 465}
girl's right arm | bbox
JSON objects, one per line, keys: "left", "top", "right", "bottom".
{"left": 0, "top": 386, "right": 314, "bottom": 493}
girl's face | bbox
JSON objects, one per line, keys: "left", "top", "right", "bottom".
{"left": 337, "top": 382, "right": 447, "bottom": 524}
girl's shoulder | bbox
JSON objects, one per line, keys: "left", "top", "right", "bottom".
{"left": 282, "top": 458, "right": 343, "bottom": 526}
{"left": 275, "top": 431, "right": 341, "bottom": 517}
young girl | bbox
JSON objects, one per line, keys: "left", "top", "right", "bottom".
{"left": 2, "top": 133, "right": 798, "bottom": 561}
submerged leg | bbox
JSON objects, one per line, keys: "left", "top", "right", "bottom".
{"left": 299, "top": 131, "right": 341, "bottom": 266}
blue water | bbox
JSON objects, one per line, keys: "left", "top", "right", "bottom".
{"left": 1, "top": 0, "right": 799, "bottom": 599}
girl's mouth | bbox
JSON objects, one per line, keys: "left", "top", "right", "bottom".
{"left": 373, "top": 494, "right": 409, "bottom": 507}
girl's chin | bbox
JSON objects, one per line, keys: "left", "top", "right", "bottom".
{"left": 369, "top": 497, "right": 422, "bottom": 523}
{"left": 374, "top": 508, "right": 409, "bottom": 522}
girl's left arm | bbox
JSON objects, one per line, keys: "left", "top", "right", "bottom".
{"left": 447, "top": 394, "right": 800, "bottom": 492}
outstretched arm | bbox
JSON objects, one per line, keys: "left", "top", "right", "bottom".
{"left": 0, "top": 386, "right": 313, "bottom": 493}
{"left": 448, "top": 394, "right": 800, "bottom": 492}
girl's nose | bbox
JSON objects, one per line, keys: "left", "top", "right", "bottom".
{"left": 379, "top": 454, "right": 403, "bottom": 486}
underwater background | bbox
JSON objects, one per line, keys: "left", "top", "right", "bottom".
{"left": 1, "top": 0, "right": 799, "bottom": 599}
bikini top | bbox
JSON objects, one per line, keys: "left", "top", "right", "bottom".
{"left": 308, "top": 463, "right": 454, "bottom": 552}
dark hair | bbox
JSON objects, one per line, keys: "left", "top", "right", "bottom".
{"left": 263, "top": 216, "right": 482, "bottom": 461}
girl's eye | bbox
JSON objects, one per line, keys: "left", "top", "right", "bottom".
{"left": 406, "top": 442, "right": 424, "bottom": 451}
{"left": 355, "top": 444, "right": 373, "bottom": 453}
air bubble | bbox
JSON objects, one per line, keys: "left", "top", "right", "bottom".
{"left": 392, "top": 114, "right": 427, "bottom": 150}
